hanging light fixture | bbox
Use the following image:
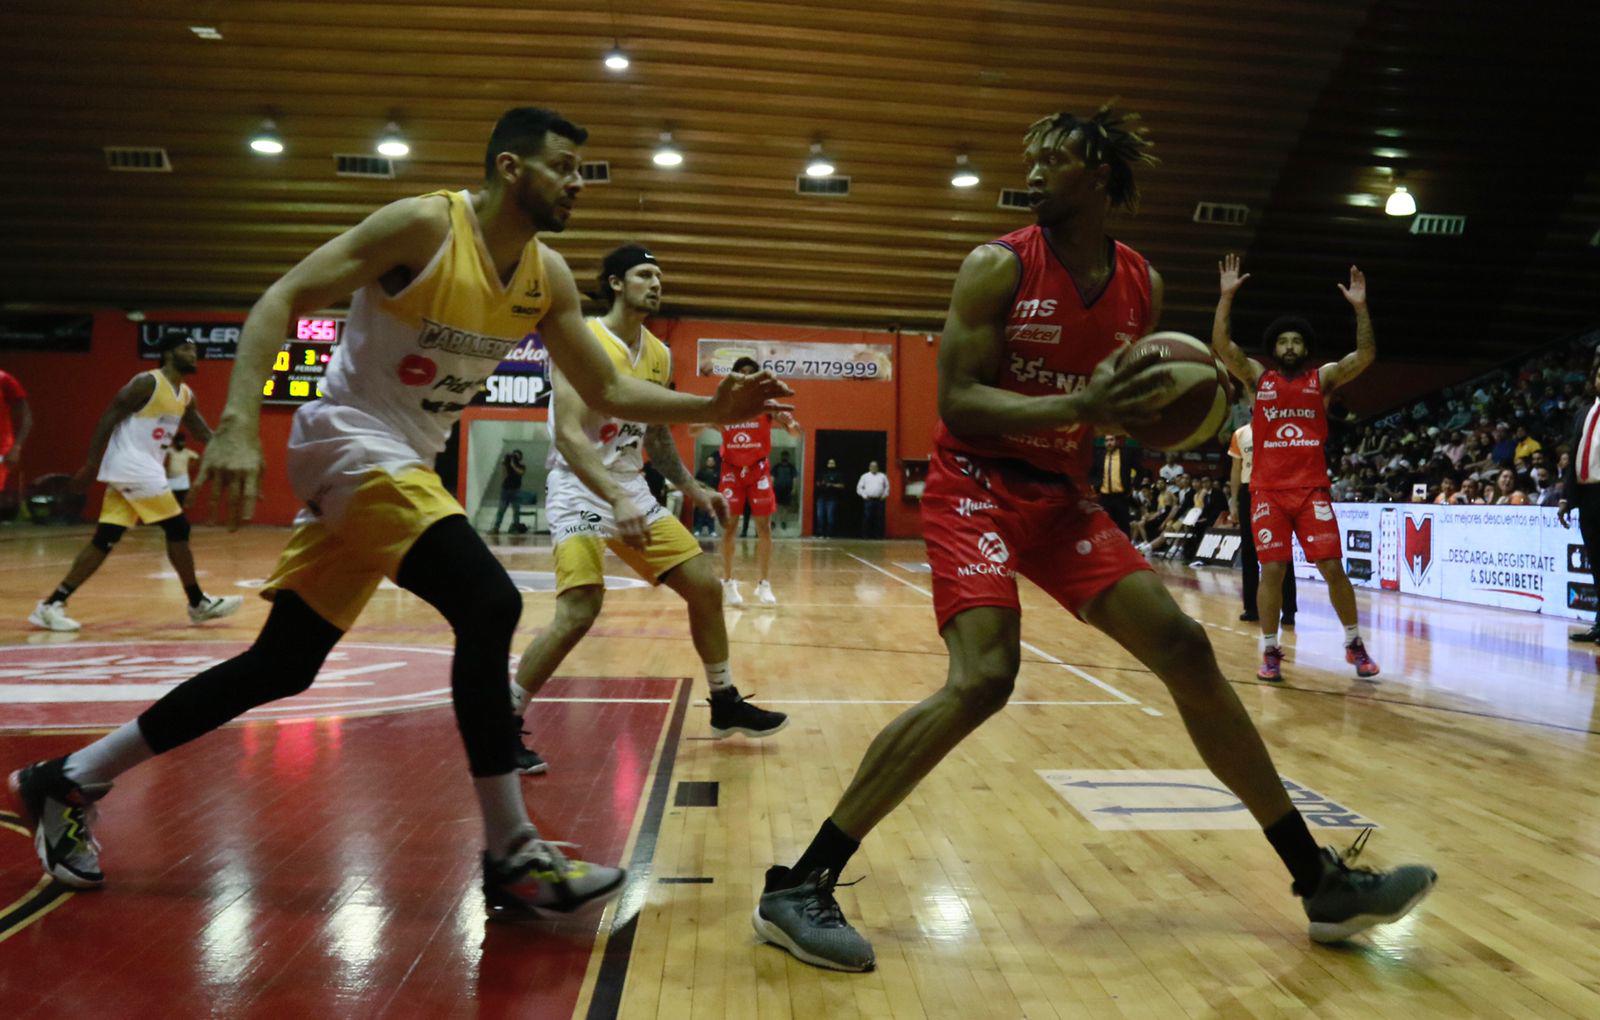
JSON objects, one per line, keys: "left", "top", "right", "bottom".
{"left": 805, "top": 141, "right": 835, "bottom": 178}
{"left": 376, "top": 121, "right": 409, "bottom": 158}
{"left": 652, "top": 130, "right": 683, "bottom": 167}
{"left": 249, "top": 119, "right": 284, "bottom": 155}
{"left": 1384, "top": 184, "right": 1416, "bottom": 216}
{"left": 603, "top": 42, "right": 630, "bottom": 71}
{"left": 950, "top": 153, "right": 980, "bottom": 188}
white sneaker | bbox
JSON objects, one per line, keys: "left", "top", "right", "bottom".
{"left": 723, "top": 579, "right": 744, "bottom": 606}
{"left": 189, "top": 595, "right": 244, "bottom": 624}
{"left": 28, "top": 600, "right": 81, "bottom": 632}
{"left": 755, "top": 580, "right": 777, "bottom": 605}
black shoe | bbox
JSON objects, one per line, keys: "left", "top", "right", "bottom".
{"left": 1239, "top": 611, "right": 1259, "bottom": 622}
{"left": 1282, "top": 614, "right": 1296, "bottom": 629}
{"left": 514, "top": 728, "right": 548, "bottom": 775}
{"left": 1570, "top": 627, "right": 1600, "bottom": 643}
{"left": 709, "top": 686, "right": 789, "bottom": 739}
{"left": 7, "top": 755, "right": 109, "bottom": 889}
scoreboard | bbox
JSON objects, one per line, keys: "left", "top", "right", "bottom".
{"left": 262, "top": 318, "right": 342, "bottom": 404}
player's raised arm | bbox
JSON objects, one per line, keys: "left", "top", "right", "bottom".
{"left": 938, "top": 245, "right": 1167, "bottom": 437}
{"left": 536, "top": 248, "right": 791, "bottom": 425}
{"left": 1213, "top": 253, "right": 1265, "bottom": 388}
{"left": 1319, "top": 266, "right": 1376, "bottom": 391}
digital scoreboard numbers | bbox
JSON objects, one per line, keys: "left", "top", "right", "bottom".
{"left": 262, "top": 318, "right": 342, "bottom": 404}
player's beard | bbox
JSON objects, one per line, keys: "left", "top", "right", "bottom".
{"left": 1278, "top": 351, "right": 1308, "bottom": 375}
{"left": 516, "top": 177, "right": 567, "bottom": 233}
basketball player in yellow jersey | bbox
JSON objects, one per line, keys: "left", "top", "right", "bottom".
{"left": 510, "top": 245, "right": 788, "bottom": 775}
{"left": 28, "top": 328, "right": 243, "bottom": 632}
{"left": 8, "top": 109, "right": 791, "bottom": 913}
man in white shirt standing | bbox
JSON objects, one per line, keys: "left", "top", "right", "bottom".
{"left": 857, "top": 460, "right": 889, "bottom": 538}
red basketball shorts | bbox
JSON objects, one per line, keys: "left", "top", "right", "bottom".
{"left": 719, "top": 459, "right": 776, "bottom": 518}
{"left": 1250, "top": 486, "right": 1340, "bottom": 563}
{"left": 922, "top": 446, "right": 1152, "bottom": 632}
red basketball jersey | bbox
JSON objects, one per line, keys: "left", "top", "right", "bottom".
{"left": 934, "top": 225, "right": 1153, "bottom": 479}
{"left": 721, "top": 415, "right": 772, "bottom": 468}
{"left": 1250, "top": 368, "right": 1330, "bottom": 490}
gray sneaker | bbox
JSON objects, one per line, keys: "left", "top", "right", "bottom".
{"left": 752, "top": 866, "right": 875, "bottom": 972}
{"left": 7, "top": 755, "right": 110, "bottom": 889}
{"left": 482, "top": 831, "right": 626, "bottom": 916}
{"left": 1300, "top": 830, "right": 1436, "bottom": 943}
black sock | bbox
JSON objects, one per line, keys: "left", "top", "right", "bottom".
{"left": 786, "top": 818, "right": 861, "bottom": 887}
{"left": 1264, "top": 810, "right": 1325, "bottom": 894}
{"left": 45, "top": 583, "right": 76, "bottom": 605}
{"left": 184, "top": 584, "right": 206, "bottom": 607}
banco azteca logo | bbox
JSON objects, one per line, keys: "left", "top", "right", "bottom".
{"left": 1276, "top": 422, "right": 1305, "bottom": 441}
{"left": 977, "top": 532, "right": 1009, "bottom": 564}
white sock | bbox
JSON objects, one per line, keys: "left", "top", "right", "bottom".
{"left": 1259, "top": 631, "right": 1281, "bottom": 654}
{"left": 473, "top": 774, "right": 534, "bottom": 858}
{"left": 1343, "top": 623, "right": 1361, "bottom": 645}
{"left": 63, "top": 721, "right": 153, "bottom": 787}
{"left": 705, "top": 660, "right": 734, "bottom": 694}
{"left": 509, "top": 679, "right": 531, "bottom": 715}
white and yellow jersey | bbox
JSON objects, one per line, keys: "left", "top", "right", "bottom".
{"left": 546, "top": 318, "right": 672, "bottom": 477}
{"left": 99, "top": 370, "right": 192, "bottom": 487}
{"left": 319, "top": 189, "right": 552, "bottom": 461}
{"left": 287, "top": 189, "right": 552, "bottom": 527}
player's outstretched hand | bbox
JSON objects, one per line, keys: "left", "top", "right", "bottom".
{"left": 710, "top": 370, "right": 794, "bottom": 424}
{"left": 1338, "top": 265, "right": 1367, "bottom": 307}
{"left": 1218, "top": 253, "right": 1251, "bottom": 297}
{"left": 611, "top": 495, "right": 650, "bottom": 549}
{"left": 1076, "top": 354, "right": 1170, "bottom": 430}
{"left": 196, "top": 419, "right": 263, "bottom": 531}
{"left": 692, "top": 484, "right": 731, "bottom": 528}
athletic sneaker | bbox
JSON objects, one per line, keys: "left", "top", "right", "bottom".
{"left": 28, "top": 600, "right": 81, "bottom": 633}
{"left": 7, "top": 756, "right": 109, "bottom": 889}
{"left": 1258, "top": 645, "right": 1284, "bottom": 682}
{"left": 514, "top": 728, "right": 548, "bottom": 776}
{"left": 709, "top": 687, "right": 788, "bottom": 739}
{"left": 189, "top": 595, "right": 244, "bottom": 624}
{"left": 755, "top": 580, "right": 778, "bottom": 605}
{"left": 723, "top": 579, "right": 744, "bottom": 606}
{"left": 1345, "top": 639, "right": 1380, "bottom": 679}
{"left": 752, "top": 865, "right": 875, "bottom": 972}
{"left": 1299, "top": 829, "right": 1436, "bottom": 943}
{"left": 482, "top": 831, "right": 625, "bottom": 916}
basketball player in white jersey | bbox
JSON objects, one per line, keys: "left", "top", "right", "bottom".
{"left": 509, "top": 244, "right": 788, "bottom": 775}
{"left": 28, "top": 328, "right": 243, "bottom": 632}
{"left": 8, "top": 108, "right": 790, "bottom": 915}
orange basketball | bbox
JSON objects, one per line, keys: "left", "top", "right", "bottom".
{"left": 1113, "top": 331, "right": 1231, "bottom": 451}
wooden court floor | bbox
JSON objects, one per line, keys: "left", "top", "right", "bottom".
{"left": 2, "top": 521, "right": 1599, "bottom": 1018}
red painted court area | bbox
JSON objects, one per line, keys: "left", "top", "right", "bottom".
{"left": 0, "top": 670, "right": 680, "bottom": 1018}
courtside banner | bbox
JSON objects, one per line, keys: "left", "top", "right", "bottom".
{"left": 1290, "top": 502, "right": 1584, "bottom": 620}
{"left": 696, "top": 339, "right": 893, "bottom": 382}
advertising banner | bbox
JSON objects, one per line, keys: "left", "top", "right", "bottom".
{"left": 696, "top": 339, "right": 893, "bottom": 381}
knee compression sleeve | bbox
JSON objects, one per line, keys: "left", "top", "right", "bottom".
{"left": 137, "top": 592, "right": 342, "bottom": 753}
{"left": 91, "top": 523, "right": 127, "bottom": 552}
{"left": 158, "top": 514, "right": 192, "bottom": 543}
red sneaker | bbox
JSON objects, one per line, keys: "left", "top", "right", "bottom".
{"left": 1345, "top": 639, "right": 1380, "bottom": 679}
{"left": 1257, "top": 645, "right": 1284, "bottom": 682}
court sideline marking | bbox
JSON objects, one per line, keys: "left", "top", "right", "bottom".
{"left": 845, "top": 552, "right": 1155, "bottom": 713}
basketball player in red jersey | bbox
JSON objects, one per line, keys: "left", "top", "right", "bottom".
{"left": 716, "top": 356, "right": 801, "bottom": 606}
{"left": 1213, "top": 253, "right": 1379, "bottom": 683}
{"left": 752, "top": 104, "right": 1435, "bottom": 972}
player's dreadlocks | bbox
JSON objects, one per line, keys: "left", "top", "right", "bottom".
{"left": 1023, "top": 100, "right": 1158, "bottom": 212}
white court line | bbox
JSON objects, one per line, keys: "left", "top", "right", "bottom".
{"left": 754, "top": 699, "right": 1125, "bottom": 706}
{"left": 845, "top": 552, "right": 1147, "bottom": 710}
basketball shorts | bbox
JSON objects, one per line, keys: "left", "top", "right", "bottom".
{"left": 263, "top": 467, "right": 464, "bottom": 631}
{"left": 720, "top": 459, "right": 776, "bottom": 517}
{"left": 1250, "top": 486, "right": 1340, "bottom": 564}
{"left": 99, "top": 480, "right": 182, "bottom": 527}
{"left": 547, "top": 468, "right": 700, "bottom": 592}
{"left": 921, "top": 446, "right": 1152, "bottom": 632}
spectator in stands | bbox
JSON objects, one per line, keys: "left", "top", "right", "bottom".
{"left": 1459, "top": 476, "right": 1487, "bottom": 504}
{"left": 1492, "top": 468, "right": 1526, "bottom": 505}
{"left": 1158, "top": 453, "right": 1185, "bottom": 487}
{"left": 1132, "top": 489, "right": 1176, "bottom": 548}
{"left": 1490, "top": 422, "right": 1516, "bottom": 467}
{"left": 1433, "top": 477, "right": 1458, "bottom": 504}
{"left": 1184, "top": 476, "right": 1229, "bottom": 568}
{"left": 1514, "top": 425, "right": 1542, "bottom": 462}
{"left": 1533, "top": 467, "right": 1560, "bottom": 506}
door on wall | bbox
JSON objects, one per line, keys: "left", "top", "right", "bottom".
{"left": 814, "top": 429, "right": 888, "bottom": 538}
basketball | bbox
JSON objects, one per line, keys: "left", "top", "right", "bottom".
{"left": 1113, "top": 330, "right": 1231, "bottom": 451}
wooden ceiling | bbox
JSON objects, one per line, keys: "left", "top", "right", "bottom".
{"left": 3, "top": 0, "right": 1596, "bottom": 360}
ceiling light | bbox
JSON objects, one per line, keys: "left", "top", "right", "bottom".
{"left": 652, "top": 131, "right": 683, "bottom": 168}
{"left": 805, "top": 142, "right": 834, "bottom": 178}
{"left": 603, "top": 44, "right": 630, "bottom": 71}
{"left": 376, "top": 122, "right": 409, "bottom": 158}
{"left": 249, "top": 119, "right": 284, "bottom": 155}
{"left": 189, "top": 26, "right": 222, "bottom": 40}
{"left": 1385, "top": 185, "right": 1416, "bottom": 217}
{"left": 951, "top": 153, "right": 980, "bottom": 188}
